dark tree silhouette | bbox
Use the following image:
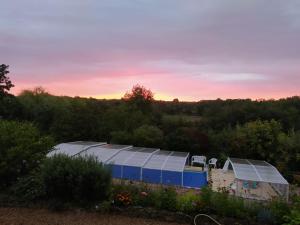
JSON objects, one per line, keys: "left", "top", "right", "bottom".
{"left": 0, "top": 64, "right": 14, "bottom": 95}
{"left": 123, "top": 84, "right": 154, "bottom": 112}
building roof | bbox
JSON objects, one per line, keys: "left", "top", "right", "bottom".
{"left": 162, "top": 151, "right": 190, "bottom": 172}
{"left": 228, "top": 157, "right": 288, "bottom": 184}
{"left": 47, "top": 141, "right": 106, "bottom": 157}
{"left": 78, "top": 144, "right": 132, "bottom": 163}
{"left": 143, "top": 150, "right": 173, "bottom": 170}
{"left": 47, "top": 142, "right": 190, "bottom": 172}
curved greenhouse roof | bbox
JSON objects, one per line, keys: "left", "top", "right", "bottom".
{"left": 122, "top": 148, "right": 159, "bottom": 167}
{"left": 162, "top": 151, "right": 189, "bottom": 172}
{"left": 47, "top": 141, "right": 106, "bottom": 157}
{"left": 227, "top": 157, "right": 288, "bottom": 184}
{"left": 143, "top": 150, "right": 173, "bottom": 170}
{"left": 106, "top": 147, "right": 143, "bottom": 165}
{"left": 78, "top": 144, "right": 132, "bottom": 163}
{"left": 47, "top": 142, "right": 190, "bottom": 173}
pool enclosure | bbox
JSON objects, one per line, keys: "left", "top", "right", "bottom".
{"left": 47, "top": 142, "right": 208, "bottom": 189}
{"left": 47, "top": 141, "right": 106, "bottom": 157}
{"left": 222, "top": 158, "right": 289, "bottom": 201}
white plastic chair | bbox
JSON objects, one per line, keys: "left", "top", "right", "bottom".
{"left": 208, "top": 158, "right": 218, "bottom": 168}
{"left": 191, "top": 155, "right": 206, "bottom": 167}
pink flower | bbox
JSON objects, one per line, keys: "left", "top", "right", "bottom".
{"left": 140, "top": 191, "right": 148, "bottom": 197}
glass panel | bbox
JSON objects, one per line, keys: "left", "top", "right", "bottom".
{"left": 102, "top": 144, "right": 132, "bottom": 149}
{"left": 123, "top": 148, "right": 159, "bottom": 167}
{"left": 230, "top": 158, "right": 288, "bottom": 184}
{"left": 143, "top": 151, "right": 172, "bottom": 169}
{"left": 107, "top": 147, "right": 140, "bottom": 165}
{"left": 163, "top": 152, "right": 189, "bottom": 172}
{"left": 47, "top": 142, "right": 105, "bottom": 157}
{"left": 248, "top": 159, "right": 269, "bottom": 166}
{"left": 255, "top": 165, "right": 288, "bottom": 184}
{"left": 79, "top": 145, "right": 132, "bottom": 163}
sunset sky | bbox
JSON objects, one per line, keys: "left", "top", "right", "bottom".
{"left": 1, "top": 0, "right": 300, "bottom": 101}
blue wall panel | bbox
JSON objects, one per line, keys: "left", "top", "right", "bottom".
{"left": 142, "top": 168, "right": 161, "bottom": 184}
{"left": 162, "top": 170, "right": 182, "bottom": 186}
{"left": 111, "top": 164, "right": 122, "bottom": 179}
{"left": 122, "top": 165, "right": 141, "bottom": 181}
{"left": 183, "top": 171, "right": 207, "bottom": 188}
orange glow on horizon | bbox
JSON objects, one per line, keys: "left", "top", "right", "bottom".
{"left": 83, "top": 92, "right": 177, "bottom": 101}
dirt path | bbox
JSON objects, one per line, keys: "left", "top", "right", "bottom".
{"left": 0, "top": 207, "right": 187, "bottom": 225}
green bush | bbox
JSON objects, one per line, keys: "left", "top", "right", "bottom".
{"left": 283, "top": 209, "right": 300, "bottom": 225}
{"left": 200, "top": 187, "right": 246, "bottom": 218}
{"left": 283, "top": 196, "right": 300, "bottom": 225}
{"left": 12, "top": 171, "right": 45, "bottom": 202}
{"left": 176, "top": 191, "right": 201, "bottom": 214}
{"left": 257, "top": 208, "right": 274, "bottom": 224}
{"left": 158, "top": 187, "right": 177, "bottom": 211}
{"left": 210, "top": 192, "right": 231, "bottom": 217}
{"left": 40, "top": 155, "right": 111, "bottom": 207}
{"left": 199, "top": 187, "right": 213, "bottom": 212}
{"left": 268, "top": 200, "right": 290, "bottom": 225}
{"left": 0, "top": 120, "right": 53, "bottom": 188}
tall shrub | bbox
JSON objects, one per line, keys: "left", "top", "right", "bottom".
{"left": 0, "top": 120, "right": 53, "bottom": 187}
{"left": 40, "top": 155, "right": 111, "bottom": 206}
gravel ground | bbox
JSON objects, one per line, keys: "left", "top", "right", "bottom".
{"left": 0, "top": 207, "right": 188, "bottom": 225}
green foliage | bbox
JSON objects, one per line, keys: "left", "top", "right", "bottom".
{"left": 0, "top": 94, "right": 23, "bottom": 120}
{"left": 40, "top": 155, "right": 111, "bottom": 206}
{"left": 112, "top": 183, "right": 160, "bottom": 208}
{"left": 256, "top": 208, "right": 274, "bottom": 224}
{"left": 136, "top": 190, "right": 161, "bottom": 208}
{"left": 268, "top": 200, "right": 290, "bottom": 225}
{"left": 229, "top": 120, "right": 283, "bottom": 162}
{"left": 200, "top": 187, "right": 213, "bottom": 208}
{"left": 283, "top": 209, "right": 300, "bottom": 225}
{"left": 112, "top": 184, "right": 178, "bottom": 211}
{"left": 110, "top": 130, "right": 132, "bottom": 145}
{"left": 158, "top": 187, "right": 177, "bottom": 211}
{"left": 12, "top": 171, "right": 45, "bottom": 202}
{"left": 133, "top": 125, "right": 163, "bottom": 147}
{"left": 283, "top": 196, "right": 300, "bottom": 225}
{"left": 0, "top": 120, "right": 53, "bottom": 187}
{"left": 176, "top": 191, "right": 201, "bottom": 214}
{"left": 200, "top": 187, "right": 253, "bottom": 219}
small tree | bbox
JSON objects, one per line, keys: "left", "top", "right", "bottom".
{"left": 123, "top": 84, "right": 154, "bottom": 112}
{"left": 0, "top": 64, "right": 14, "bottom": 96}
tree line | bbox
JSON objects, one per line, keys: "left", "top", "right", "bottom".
{"left": 1, "top": 64, "right": 300, "bottom": 183}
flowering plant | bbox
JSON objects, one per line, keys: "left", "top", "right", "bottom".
{"left": 114, "top": 192, "right": 132, "bottom": 206}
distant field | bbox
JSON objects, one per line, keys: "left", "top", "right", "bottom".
{"left": 0, "top": 207, "right": 186, "bottom": 225}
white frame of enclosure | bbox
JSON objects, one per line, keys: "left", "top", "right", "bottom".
{"left": 225, "top": 157, "right": 289, "bottom": 201}
{"left": 47, "top": 141, "right": 106, "bottom": 157}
